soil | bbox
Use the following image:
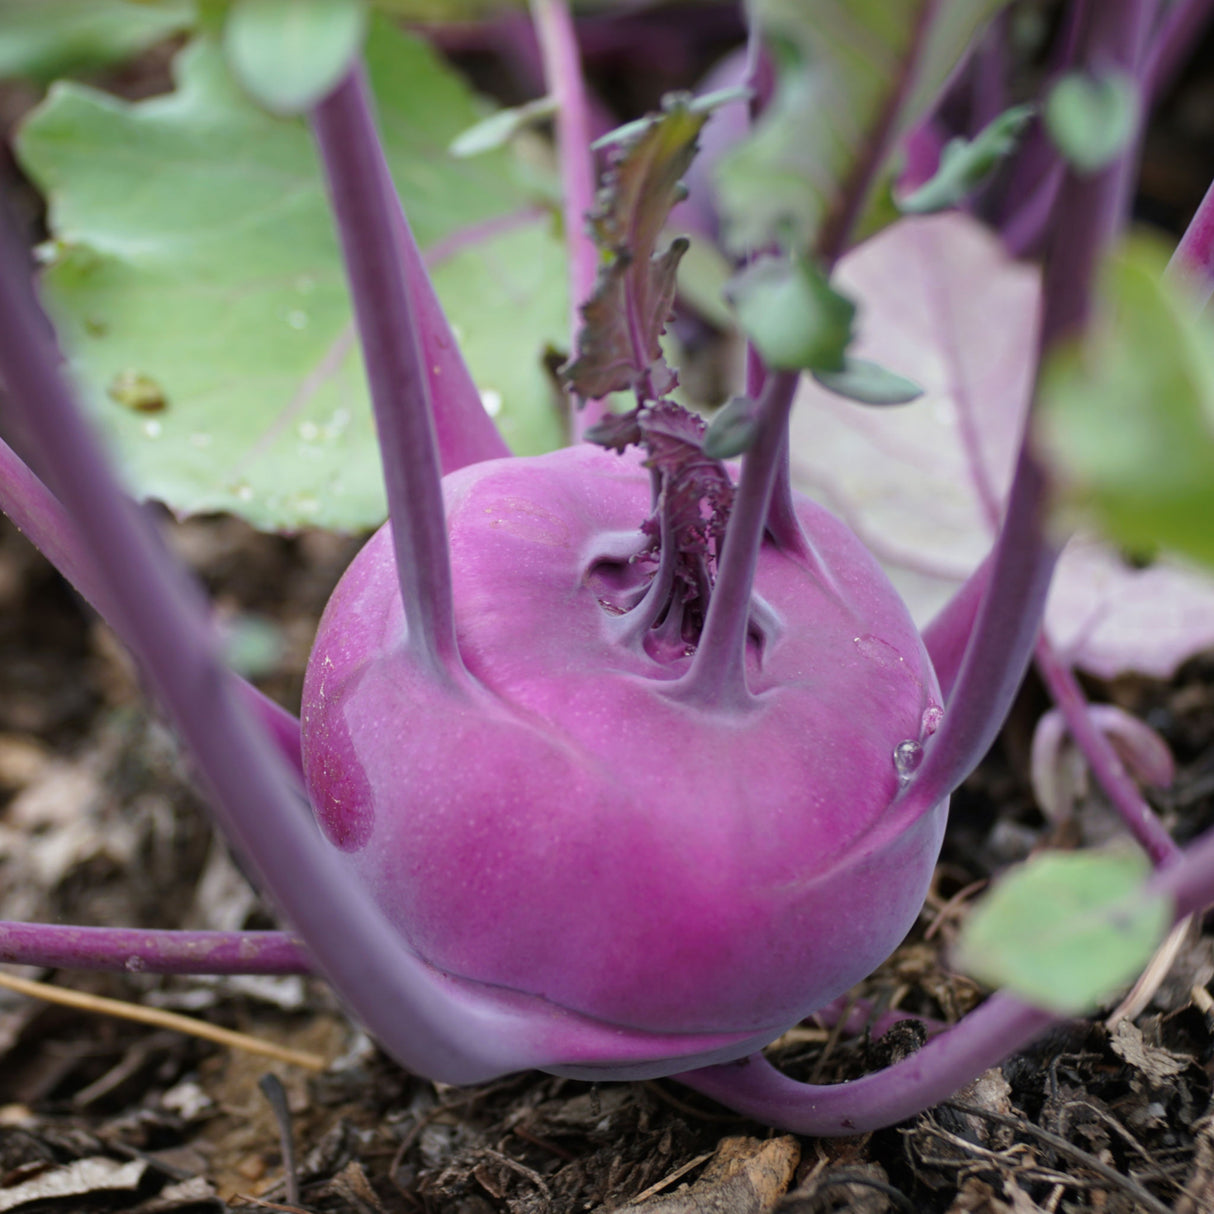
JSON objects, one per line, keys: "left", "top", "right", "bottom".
{"left": 3, "top": 6, "right": 1214, "bottom": 1212}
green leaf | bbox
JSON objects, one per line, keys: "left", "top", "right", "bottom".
{"left": 223, "top": 0, "right": 367, "bottom": 115}
{"left": 717, "top": 0, "right": 1011, "bottom": 256}
{"left": 1045, "top": 70, "right": 1138, "bottom": 175}
{"left": 1037, "top": 235, "right": 1214, "bottom": 568}
{"left": 0, "top": 0, "right": 194, "bottom": 81}
{"left": 449, "top": 94, "right": 556, "bottom": 158}
{"left": 956, "top": 848, "right": 1171, "bottom": 1015}
{"left": 729, "top": 255, "right": 855, "bottom": 373}
{"left": 16, "top": 21, "right": 567, "bottom": 532}
{"left": 562, "top": 97, "right": 707, "bottom": 402}
{"left": 702, "top": 394, "right": 758, "bottom": 459}
{"left": 812, "top": 356, "right": 922, "bottom": 405}
{"left": 899, "top": 104, "right": 1035, "bottom": 215}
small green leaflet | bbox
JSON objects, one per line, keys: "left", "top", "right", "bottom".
{"left": 956, "top": 848, "right": 1171, "bottom": 1015}
{"left": 716, "top": 0, "right": 1012, "bottom": 256}
{"left": 562, "top": 97, "right": 707, "bottom": 402}
{"left": 702, "top": 394, "right": 759, "bottom": 459}
{"left": 223, "top": 0, "right": 368, "bottom": 115}
{"left": 0, "top": 0, "right": 193, "bottom": 81}
{"left": 449, "top": 94, "right": 557, "bottom": 158}
{"left": 17, "top": 20, "right": 567, "bottom": 532}
{"left": 1037, "top": 235, "right": 1214, "bottom": 569}
{"left": 1045, "top": 70, "right": 1138, "bottom": 175}
{"left": 900, "top": 105, "right": 1035, "bottom": 215}
{"left": 728, "top": 255, "right": 855, "bottom": 374}
{"left": 812, "top": 357, "right": 922, "bottom": 405}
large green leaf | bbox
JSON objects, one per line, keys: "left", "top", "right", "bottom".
{"left": 717, "top": 0, "right": 1010, "bottom": 256}
{"left": 16, "top": 21, "right": 566, "bottom": 532}
{"left": 1038, "top": 236, "right": 1214, "bottom": 569}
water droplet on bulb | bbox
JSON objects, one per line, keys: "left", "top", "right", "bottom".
{"left": 893, "top": 739, "right": 924, "bottom": 783}
{"left": 921, "top": 704, "right": 944, "bottom": 737}
{"left": 124, "top": 955, "right": 148, "bottom": 973}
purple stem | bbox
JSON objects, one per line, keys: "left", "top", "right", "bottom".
{"left": 920, "top": 555, "right": 991, "bottom": 702}
{"left": 672, "top": 370, "right": 799, "bottom": 711}
{"left": 1034, "top": 639, "right": 1179, "bottom": 866}
{"left": 745, "top": 348, "right": 805, "bottom": 554}
{"left": 1167, "top": 176, "right": 1214, "bottom": 307}
{"left": 310, "top": 70, "right": 467, "bottom": 689}
{"left": 1143, "top": 0, "right": 1214, "bottom": 100}
{"left": 529, "top": 0, "right": 604, "bottom": 439}
{"left": 0, "top": 923, "right": 312, "bottom": 975}
{"left": 0, "top": 190, "right": 579, "bottom": 1085}
{"left": 670, "top": 0, "right": 1163, "bottom": 1133}
{"left": 676, "top": 996, "right": 1057, "bottom": 1135}
{"left": 0, "top": 435, "right": 303, "bottom": 774}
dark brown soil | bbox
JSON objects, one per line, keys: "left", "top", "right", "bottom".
{"left": 1, "top": 507, "right": 1214, "bottom": 1214}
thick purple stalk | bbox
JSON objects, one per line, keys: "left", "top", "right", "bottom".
{"left": 672, "top": 369, "right": 799, "bottom": 710}
{"left": 1143, "top": 0, "right": 1214, "bottom": 100}
{"left": 0, "top": 923, "right": 311, "bottom": 975}
{"left": 920, "top": 556, "right": 990, "bottom": 702}
{"left": 745, "top": 350, "right": 805, "bottom": 554}
{"left": 0, "top": 436, "right": 302, "bottom": 774}
{"left": 677, "top": 995, "right": 1056, "bottom": 1135}
{"left": 310, "top": 70, "right": 467, "bottom": 688}
{"left": 1168, "top": 177, "right": 1214, "bottom": 307}
{"left": 1034, "top": 639, "right": 1179, "bottom": 866}
{"left": 0, "top": 197, "right": 581, "bottom": 1085}
{"left": 529, "top": 0, "right": 604, "bottom": 439}
{"left": 903, "top": 447, "right": 1056, "bottom": 813}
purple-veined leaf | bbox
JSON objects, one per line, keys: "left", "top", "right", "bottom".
{"left": 790, "top": 213, "right": 1214, "bottom": 680}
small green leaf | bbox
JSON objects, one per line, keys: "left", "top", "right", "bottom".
{"left": 956, "top": 848, "right": 1171, "bottom": 1015}
{"left": 0, "top": 0, "right": 194, "bottom": 82}
{"left": 224, "top": 0, "right": 368, "bottom": 115}
{"left": 702, "top": 394, "right": 759, "bottom": 458}
{"left": 449, "top": 94, "right": 556, "bottom": 157}
{"left": 812, "top": 357, "right": 922, "bottom": 405}
{"left": 900, "top": 104, "right": 1035, "bottom": 215}
{"left": 1037, "top": 234, "right": 1214, "bottom": 568}
{"left": 729, "top": 255, "right": 855, "bottom": 373}
{"left": 1045, "top": 70, "right": 1138, "bottom": 174}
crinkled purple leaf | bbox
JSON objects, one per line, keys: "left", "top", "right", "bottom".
{"left": 789, "top": 213, "right": 1214, "bottom": 680}
{"left": 562, "top": 98, "right": 707, "bottom": 402}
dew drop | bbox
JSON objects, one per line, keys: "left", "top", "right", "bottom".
{"left": 921, "top": 704, "right": 944, "bottom": 737}
{"left": 893, "top": 739, "right": 924, "bottom": 783}
{"left": 142, "top": 419, "right": 162, "bottom": 438}
{"left": 298, "top": 420, "right": 320, "bottom": 441}
{"left": 124, "top": 955, "right": 148, "bottom": 973}
{"left": 480, "top": 388, "right": 503, "bottom": 417}
{"left": 235, "top": 484, "right": 254, "bottom": 502}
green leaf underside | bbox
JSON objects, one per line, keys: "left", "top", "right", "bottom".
{"left": 957, "top": 848, "right": 1171, "bottom": 1016}
{"left": 1037, "top": 236, "right": 1214, "bottom": 569}
{"left": 717, "top": 0, "right": 1011, "bottom": 256}
{"left": 17, "top": 20, "right": 566, "bottom": 532}
{"left": 899, "top": 104, "right": 1035, "bottom": 215}
{"left": 0, "top": 0, "right": 194, "bottom": 81}
{"left": 729, "top": 256, "right": 856, "bottom": 373}
{"left": 1045, "top": 70, "right": 1138, "bottom": 175}
{"left": 223, "top": 0, "right": 368, "bottom": 116}
{"left": 812, "top": 356, "right": 922, "bottom": 404}
{"left": 563, "top": 98, "right": 707, "bottom": 402}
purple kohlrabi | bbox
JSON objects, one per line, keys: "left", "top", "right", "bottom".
{"left": 303, "top": 439, "right": 946, "bottom": 1061}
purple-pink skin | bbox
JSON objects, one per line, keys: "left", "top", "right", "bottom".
{"left": 0, "top": 0, "right": 1210, "bottom": 1132}
{"left": 303, "top": 441, "right": 945, "bottom": 1036}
